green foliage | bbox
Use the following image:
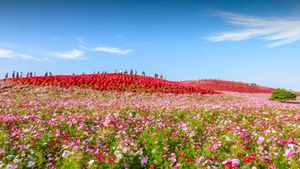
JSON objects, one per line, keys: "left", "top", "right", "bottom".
{"left": 60, "top": 153, "right": 82, "bottom": 169}
{"left": 270, "top": 88, "right": 297, "bottom": 102}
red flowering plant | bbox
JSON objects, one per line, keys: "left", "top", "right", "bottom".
{"left": 8, "top": 73, "right": 219, "bottom": 94}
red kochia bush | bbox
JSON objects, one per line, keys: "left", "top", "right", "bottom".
{"left": 182, "top": 79, "right": 274, "bottom": 93}
{"left": 8, "top": 73, "right": 219, "bottom": 94}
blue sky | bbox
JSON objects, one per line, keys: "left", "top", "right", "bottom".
{"left": 0, "top": 0, "right": 300, "bottom": 90}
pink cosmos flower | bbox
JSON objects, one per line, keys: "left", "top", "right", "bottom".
{"left": 279, "top": 139, "right": 287, "bottom": 145}
{"left": 170, "top": 153, "right": 177, "bottom": 163}
{"left": 27, "top": 161, "right": 35, "bottom": 168}
{"left": 140, "top": 156, "right": 148, "bottom": 166}
{"left": 285, "top": 149, "right": 295, "bottom": 157}
{"left": 232, "top": 158, "right": 240, "bottom": 166}
{"left": 257, "top": 136, "right": 264, "bottom": 144}
{"left": 181, "top": 123, "right": 188, "bottom": 131}
{"left": 49, "top": 118, "right": 56, "bottom": 126}
{"left": 222, "top": 158, "right": 232, "bottom": 165}
{"left": 195, "top": 156, "right": 205, "bottom": 166}
{"left": 287, "top": 139, "right": 294, "bottom": 144}
{"left": 123, "top": 162, "right": 130, "bottom": 169}
{"left": 222, "top": 158, "right": 240, "bottom": 168}
{"left": 10, "top": 165, "right": 18, "bottom": 169}
{"left": 268, "top": 164, "right": 276, "bottom": 169}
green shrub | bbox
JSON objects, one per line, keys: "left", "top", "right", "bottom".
{"left": 270, "top": 88, "right": 297, "bottom": 102}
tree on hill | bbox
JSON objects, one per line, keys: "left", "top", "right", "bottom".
{"left": 269, "top": 89, "right": 297, "bottom": 102}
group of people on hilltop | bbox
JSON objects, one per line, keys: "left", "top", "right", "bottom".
{"left": 154, "top": 73, "right": 164, "bottom": 79}
{"left": 114, "top": 69, "right": 164, "bottom": 79}
{"left": 4, "top": 71, "right": 54, "bottom": 79}
{"left": 44, "top": 72, "right": 53, "bottom": 76}
{"left": 114, "top": 69, "right": 139, "bottom": 75}
{"left": 4, "top": 70, "right": 165, "bottom": 79}
{"left": 5, "top": 71, "right": 36, "bottom": 79}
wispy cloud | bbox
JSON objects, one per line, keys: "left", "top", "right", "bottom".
{"left": 0, "top": 48, "right": 48, "bottom": 61}
{"left": 208, "top": 12, "right": 300, "bottom": 47}
{"left": 0, "top": 49, "right": 14, "bottom": 58}
{"left": 80, "top": 45, "right": 134, "bottom": 55}
{"left": 74, "top": 37, "right": 135, "bottom": 55}
{"left": 91, "top": 46, "right": 134, "bottom": 54}
{"left": 53, "top": 49, "right": 85, "bottom": 59}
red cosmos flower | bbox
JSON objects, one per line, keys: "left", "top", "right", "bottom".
{"left": 171, "top": 131, "right": 179, "bottom": 138}
{"left": 187, "top": 157, "right": 193, "bottom": 163}
{"left": 109, "top": 156, "right": 116, "bottom": 162}
{"left": 97, "top": 152, "right": 103, "bottom": 161}
{"left": 179, "top": 153, "right": 185, "bottom": 159}
{"left": 243, "top": 157, "right": 251, "bottom": 163}
{"left": 237, "top": 153, "right": 243, "bottom": 157}
{"left": 64, "top": 131, "right": 70, "bottom": 140}
{"left": 250, "top": 154, "right": 256, "bottom": 160}
{"left": 209, "top": 156, "right": 215, "bottom": 161}
{"left": 228, "top": 165, "right": 238, "bottom": 169}
{"left": 244, "top": 154, "right": 256, "bottom": 163}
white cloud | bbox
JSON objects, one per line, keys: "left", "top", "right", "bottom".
{"left": 74, "top": 37, "right": 134, "bottom": 55}
{"left": 91, "top": 46, "right": 134, "bottom": 55}
{"left": 0, "top": 48, "right": 47, "bottom": 61}
{"left": 0, "top": 49, "right": 14, "bottom": 58}
{"left": 53, "top": 49, "right": 85, "bottom": 59}
{"left": 208, "top": 12, "right": 300, "bottom": 47}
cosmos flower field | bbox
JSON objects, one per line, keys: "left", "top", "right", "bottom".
{"left": 0, "top": 75, "right": 299, "bottom": 169}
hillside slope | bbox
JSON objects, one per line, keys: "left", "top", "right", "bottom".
{"left": 181, "top": 79, "right": 274, "bottom": 93}
{"left": 6, "top": 73, "right": 218, "bottom": 94}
